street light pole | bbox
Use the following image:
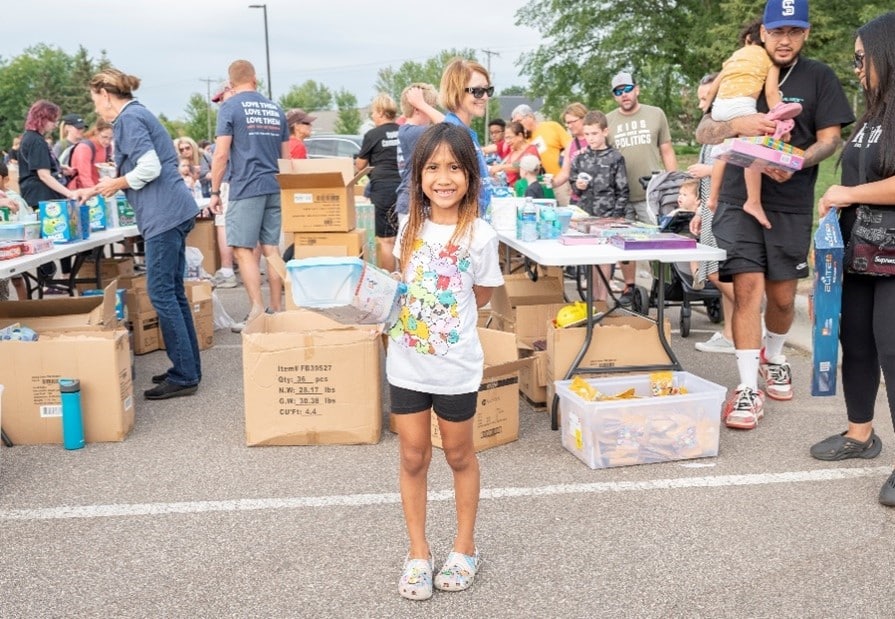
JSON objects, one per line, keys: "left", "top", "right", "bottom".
{"left": 248, "top": 4, "right": 272, "bottom": 99}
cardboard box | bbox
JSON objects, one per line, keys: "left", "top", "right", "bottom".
{"left": 186, "top": 218, "right": 220, "bottom": 275}
{"left": 505, "top": 302, "right": 567, "bottom": 405}
{"left": 429, "top": 328, "right": 528, "bottom": 451}
{"left": 811, "top": 211, "right": 844, "bottom": 396}
{"left": 286, "top": 229, "right": 367, "bottom": 258}
{"left": 277, "top": 159, "right": 368, "bottom": 232}
{"left": 545, "top": 312, "right": 672, "bottom": 404}
{"left": 242, "top": 310, "right": 383, "bottom": 446}
{"left": 78, "top": 257, "right": 136, "bottom": 284}
{"left": 159, "top": 280, "right": 214, "bottom": 351}
{"left": 0, "top": 329, "right": 135, "bottom": 444}
{"left": 556, "top": 372, "right": 726, "bottom": 468}
{"left": 130, "top": 311, "right": 160, "bottom": 355}
{"left": 490, "top": 273, "right": 565, "bottom": 320}
{"left": 0, "top": 281, "right": 118, "bottom": 331}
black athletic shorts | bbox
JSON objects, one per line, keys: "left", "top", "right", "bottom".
{"left": 712, "top": 201, "right": 812, "bottom": 282}
{"left": 370, "top": 183, "right": 400, "bottom": 238}
{"left": 390, "top": 384, "right": 477, "bottom": 422}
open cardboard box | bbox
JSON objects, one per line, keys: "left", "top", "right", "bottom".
{"left": 277, "top": 159, "right": 370, "bottom": 232}
{"left": 0, "top": 280, "right": 119, "bottom": 331}
{"left": 242, "top": 310, "right": 383, "bottom": 446}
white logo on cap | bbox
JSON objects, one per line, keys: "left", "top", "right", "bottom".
{"left": 782, "top": 0, "right": 795, "bottom": 16}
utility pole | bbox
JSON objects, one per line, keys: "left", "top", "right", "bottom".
{"left": 199, "top": 77, "right": 217, "bottom": 142}
{"left": 480, "top": 48, "right": 500, "bottom": 139}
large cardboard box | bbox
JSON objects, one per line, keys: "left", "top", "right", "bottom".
{"left": 159, "top": 280, "right": 214, "bottom": 351}
{"left": 512, "top": 302, "right": 568, "bottom": 405}
{"left": 490, "top": 272, "right": 565, "bottom": 322}
{"left": 242, "top": 310, "right": 383, "bottom": 446}
{"left": 429, "top": 328, "right": 528, "bottom": 452}
{"left": 277, "top": 159, "right": 368, "bottom": 232}
{"left": 285, "top": 229, "right": 367, "bottom": 258}
{"left": 0, "top": 329, "right": 135, "bottom": 444}
{"left": 545, "top": 312, "right": 672, "bottom": 404}
{"left": 186, "top": 218, "right": 220, "bottom": 275}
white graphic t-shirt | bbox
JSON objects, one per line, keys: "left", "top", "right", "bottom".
{"left": 387, "top": 218, "right": 504, "bottom": 394}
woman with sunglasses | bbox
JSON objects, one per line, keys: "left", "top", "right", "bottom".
{"left": 488, "top": 120, "right": 538, "bottom": 187}
{"left": 173, "top": 137, "right": 202, "bottom": 185}
{"left": 811, "top": 12, "right": 895, "bottom": 506}
{"left": 405, "top": 57, "right": 494, "bottom": 216}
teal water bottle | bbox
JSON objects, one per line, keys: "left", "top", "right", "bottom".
{"left": 59, "top": 378, "right": 85, "bottom": 450}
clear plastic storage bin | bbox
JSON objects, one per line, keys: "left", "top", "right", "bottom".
{"left": 286, "top": 256, "right": 405, "bottom": 325}
{"left": 555, "top": 372, "right": 726, "bottom": 469}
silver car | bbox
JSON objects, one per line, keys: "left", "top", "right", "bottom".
{"left": 304, "top": 134, "right": 363, "bottom": 159}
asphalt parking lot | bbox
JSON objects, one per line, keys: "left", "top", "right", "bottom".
{"left": 2, "top": 280, "right": 894, "bottom": 619}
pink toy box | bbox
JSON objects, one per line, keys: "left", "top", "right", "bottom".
{"left": 714, "top": 136, "right": 804, "bottom": 174}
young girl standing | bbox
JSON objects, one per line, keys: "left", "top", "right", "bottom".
{"left": 387, "top": 123, "right": 504, "bottom": 600}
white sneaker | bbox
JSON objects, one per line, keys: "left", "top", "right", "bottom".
{"left": 694, "top": 332, "right": 735, "bottom": 354}
{"left": 211, "top": 270, "right": 238, "bottom": 289}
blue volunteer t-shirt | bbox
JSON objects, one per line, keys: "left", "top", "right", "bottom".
{"left": 215, "top": 91, "right": 288, "bottom": 201}
{"left": 113, "top": 100, "right": 197, "bottom": 240}
{"left": 444, "top": 113, "right": 492, "bottom": 215}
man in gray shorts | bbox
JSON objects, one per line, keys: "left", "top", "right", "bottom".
{"left": 606, "top": 71, "right": 677, "bottom": 305}
{"left": 695, "top": 0, "right": 854, "bottom": 430}
{"left": 208, "top": 59, "right": 289, "bottom": 331}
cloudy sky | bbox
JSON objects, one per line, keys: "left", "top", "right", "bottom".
{"left": 2, "top": 0, "right": 544, "bottom": 121}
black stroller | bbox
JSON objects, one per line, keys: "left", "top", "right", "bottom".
{"left": 628, "top": 171, "right": 723, "bottom": 336}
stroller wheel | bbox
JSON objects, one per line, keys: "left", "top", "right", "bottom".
{"left": 631, "top": 285, "right": 650, "bottom": 315}
{"left": 680, "top": 305, "right": 691, "bottom": 337}
{"left": 706, "top": 298, "right": 723, "bottom": 324}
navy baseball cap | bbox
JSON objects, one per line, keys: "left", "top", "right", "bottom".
{"left": 764, "top": 0, "right": 810, "bottom": 30}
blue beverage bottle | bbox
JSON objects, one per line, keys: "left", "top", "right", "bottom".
{"left": 59, "top": 378, "right": 85, "bottom": 450}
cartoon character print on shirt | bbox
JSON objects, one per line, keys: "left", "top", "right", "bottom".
{"left": 388, "top": 238, "right": 471, "bottom": 356}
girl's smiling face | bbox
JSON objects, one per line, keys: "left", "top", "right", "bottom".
{"left": 422, "top": 143, "right": 468, "bottom": 223}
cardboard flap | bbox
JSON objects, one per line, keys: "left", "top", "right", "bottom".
{"left": 0, "top": 280, "right": 116, "bottom": 330}
{"left": 478, "top": 327, "right": 529, "bottom": 378}
{"left": 277, "top": 158, "right": 370, "bottom": 188}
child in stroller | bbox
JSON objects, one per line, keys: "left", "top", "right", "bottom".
{"left": 637, "top": 171, "right": 723, "bottom": 336}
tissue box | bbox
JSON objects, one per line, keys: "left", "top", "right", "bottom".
{"left": 556, "top": 372, "right": 726, "bottom": 469}
{"left": 715, "top": 136, "right": 805, "bottom": 174}
{"left": 85, "top": 195, "right": 107, "bottom": 231}
{"left": 39, "top": 200, "right": 90, "bottom": 243}
{"left": 0, "top": 221, "right": 40, "bottom": 241}
{"left": 811, "top": 211, "right": 844, "bottom": 396}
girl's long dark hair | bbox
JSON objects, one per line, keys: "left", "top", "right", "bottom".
{"left": 851, "top": 12, "right": 895, "bottom": 177}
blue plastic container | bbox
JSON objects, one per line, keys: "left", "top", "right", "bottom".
{"left": 286, "top": 257, "right": 406, "bottom": 325}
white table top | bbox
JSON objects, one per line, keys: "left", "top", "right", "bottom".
{"left": 0, "top": 225, "right": 140, "bottom": 279}
{"left": 496, "top": 230, "right": 726, "bottom": 267}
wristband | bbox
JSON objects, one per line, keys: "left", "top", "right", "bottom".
{"left": 210, "top": 190, "right": 221, "bottom": 196}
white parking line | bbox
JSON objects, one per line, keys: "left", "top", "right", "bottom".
{"left": 1, "top": 466, "right": 888, "bottom": 521}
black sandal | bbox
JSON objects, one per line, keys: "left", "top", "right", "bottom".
{"left": 810, "top": 431, "right": 882, "bottom": 461}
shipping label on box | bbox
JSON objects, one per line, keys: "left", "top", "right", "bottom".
{"left": 811, "top": 210, "right": 844, "bottom": 396}
{"left": 0, "top": 329, "right": 135, "bottom": 444}
{"left": 242, "top": 310, "right": 383, "bottom": 446}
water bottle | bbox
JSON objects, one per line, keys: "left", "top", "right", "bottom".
{"left": 192, "top": 181, "right": 203, "bottom": 205}
{"left": 59, "top": 378, "right": 85, "bottom": 450}
{"left": 520, "top": 197, "right": 538, "bottom": 242}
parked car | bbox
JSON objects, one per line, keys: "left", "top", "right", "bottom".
{"left": 304, "top": 134, "right": 363, "bottom": 159}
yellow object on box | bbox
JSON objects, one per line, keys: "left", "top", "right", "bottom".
{"left": 650, "top": 371, "right": 688, "bottom": 396}
{"left": 555, "top": 302, "right": 587, "bottom": 328}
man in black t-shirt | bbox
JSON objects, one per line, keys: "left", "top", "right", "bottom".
{"left": 694, "top": 0, "right": 855, "bottom": 430}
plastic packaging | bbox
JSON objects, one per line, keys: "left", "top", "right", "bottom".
{"left": 59, "top": 378, "right": 85, "bottom": 450}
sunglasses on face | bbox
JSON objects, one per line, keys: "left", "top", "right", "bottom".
{"left": 612, "top": 84, "right": 635, "bottom": 97}
{"left": 464, "top": 86, "right": 494, "bottom": 99}
{"left": 853, "top": 51, "right": 865, "bottom": 70}
{"left": 179, "top": 145, "right": 191, "bottom": 152}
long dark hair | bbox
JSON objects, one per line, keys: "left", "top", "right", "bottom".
{"left": 852, "top": 12, "right": 895, "bottom": 177}
{"left": 400, "top": 123, "right": 481, "bottom": 271}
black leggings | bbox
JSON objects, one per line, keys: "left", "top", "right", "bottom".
{"left": 840, "top": 274, "right": 895, "bottom": 426}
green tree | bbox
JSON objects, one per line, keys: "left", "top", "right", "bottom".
{"left": 374, "top": 48, "right": 479, "bottom": 104}
{"left": 500, "top": 85, "right": 528, "bottom": 96}
{"left": 334, "top": 89, "right": 362, "bottom": 134}
{"left": 181, "top": 93, "right": 216, "bottom": 142}
{"left": 156, "top": 114, "right": 182, "bottom": 141}
{"left": 278, "top": 80, "right": 333, "bottom": 112}
{"left": 515, "top": 0, "right": 872, "bottom": 142}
